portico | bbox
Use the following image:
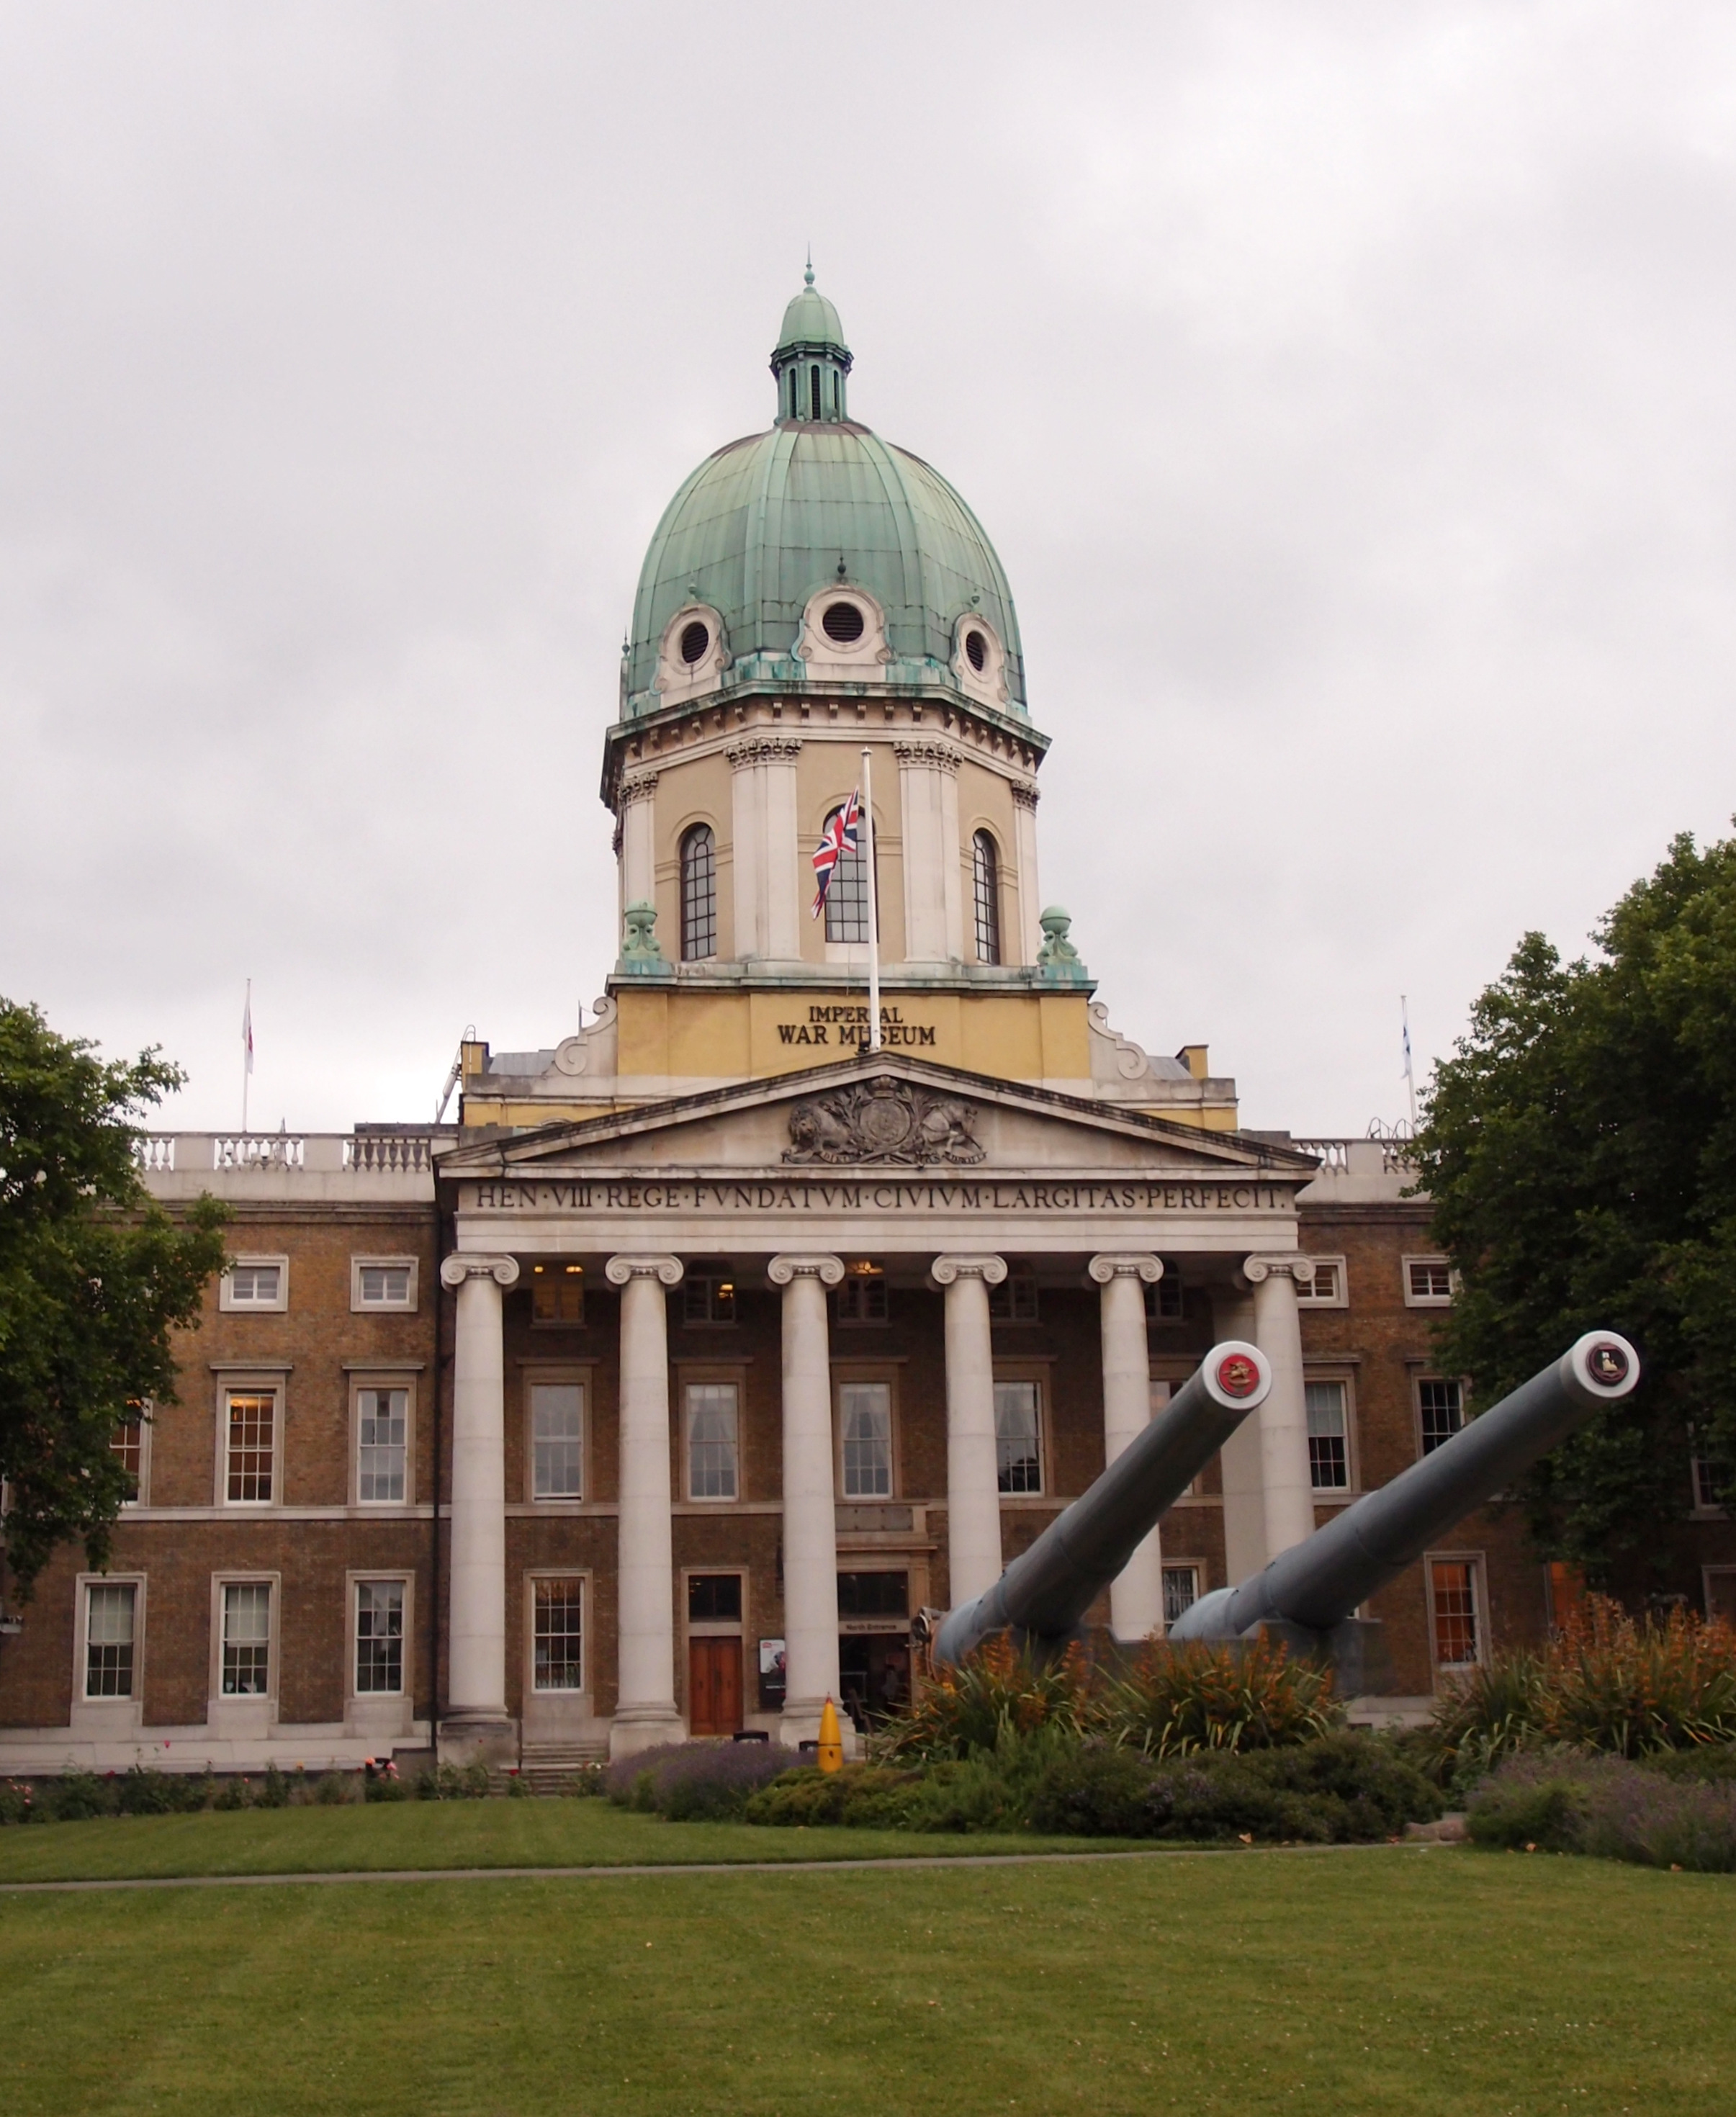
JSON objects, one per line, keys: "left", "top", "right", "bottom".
{"left": 433, "top": 1055, "right": 1318, "bottom": 1761}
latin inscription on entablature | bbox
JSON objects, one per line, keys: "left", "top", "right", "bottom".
{"left": 465, "top": 1178, "right": 1291, "bottom": 1215}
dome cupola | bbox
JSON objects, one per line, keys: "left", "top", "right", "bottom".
{"left": 772, "top": 261, "right": 853, "bottom": 426}
{"left": 621, "top": 268, "right": 1030, "bottom": 723}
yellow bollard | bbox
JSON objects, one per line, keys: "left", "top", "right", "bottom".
{"left": 816, "top": 1696, "right": 844, "bottom": 1774}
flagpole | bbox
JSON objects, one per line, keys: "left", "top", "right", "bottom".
{"left": 861, "top": 748, "right": 881, "bottom": 1053}
{"left": 1401, "top": 994, "right": 1416, "bottom": 1131}
{"left": 242, "top": 979, "right": 253, "bottom": 1136}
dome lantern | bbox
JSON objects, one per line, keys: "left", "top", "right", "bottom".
{"left": 770, "top": 259, "right": 853, "bottom": 426}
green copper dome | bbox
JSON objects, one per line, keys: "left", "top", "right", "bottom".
{"left": 622, "top": 271, "right": 1028, "bottom": 719}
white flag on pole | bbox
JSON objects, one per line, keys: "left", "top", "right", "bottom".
{"left": 243, "top": 984, "right": 254, "bottom": 1076}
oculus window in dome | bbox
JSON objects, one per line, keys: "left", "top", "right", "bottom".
{"left": 623, "top": 266, "right": 1028, "bottom": 723}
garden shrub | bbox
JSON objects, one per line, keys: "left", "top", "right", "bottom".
{"left": 606, "top": 1740, "right": 801, "bottom": 1820}
{"left": 44, "top": 1772, "right": 112, "bottom": 1822}
{"left": 213, "top": 1776, "right": 253, "bottom": 1810}
{"left": 1645, "top": 1740, "right": 1736, "bottom": 1784}
{"left": 740, "top": 1756, "right": 1023, "bottom": 1833}
{"left": 1102, "top": 1635, "right": 1341, "bottom": 1756}
{"left": 1467, "top": 1750, "right": 1736, "bottom": 1870}
{"left": 114, "top": 1768, "right": 209, "bottom": 1816}
{"left": 415, "top": 1762, "right": 493, "bottom": 1800}
{"left": 745, "top": 1764, "right": 899, "bottom": 1828}
{"left": 259, "top": 1764, "right": 289, "bottom": 1809}
{"left": 0, "top": 1779, "right": 35, "bottom": 1826}
{"left": 314, "top": 1772, "right": 352, "bottom": 1806}
{"left": 1021, "top": 1743, "right": 1154, "bottom": 1838}
{"left": 1028, "top": 1732, "right": 1440, "bottom": 1843}
{"left": 1241, "top": 1732, "right": 1443, "bottom": 1834}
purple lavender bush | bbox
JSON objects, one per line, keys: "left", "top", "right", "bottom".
{"left": 605, "top": 1740, "right": 802, "bottom": 1821}
{"left": 1467, "top": 1750, "right": 1736, "bottom": 1871}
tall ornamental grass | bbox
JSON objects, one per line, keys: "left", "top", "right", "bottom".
{"left": 879, "top": 1636, "right": 1094, "bottom": 1762}
{"left": 1102, "top": 1636, "right": 1341, "bottom": 1757}
{"left": 878, "top": 1633, "right": 1339, "bottom": 1764}
{"left": 1434, "top": 1596, "right": 1736, "bottom": 1768}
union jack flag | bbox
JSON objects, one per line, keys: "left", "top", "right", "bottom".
{"left": 811, "top": 790, "right": 860, "bottom": 918}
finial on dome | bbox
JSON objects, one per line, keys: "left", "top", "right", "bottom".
{"left": 804, "top": 248, "right": 814, "bottom": 289}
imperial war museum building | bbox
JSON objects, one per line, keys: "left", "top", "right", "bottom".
{"left": 6, "top": 274, "right": 1731, "bottom": 1778}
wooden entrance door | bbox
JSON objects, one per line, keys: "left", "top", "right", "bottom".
{"left": 689, "top": 1637, "right": 743, "bottom": 1735}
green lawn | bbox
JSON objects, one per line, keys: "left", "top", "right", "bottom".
{"left": 0, "top": 1796, "right": 1121, "bottom": 1882}
{"left": 0, "top": 1830, "right": 1729, "bottom": 2116}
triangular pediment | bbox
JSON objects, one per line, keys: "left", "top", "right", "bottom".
{"left": 439, "top": 1053, "right": 1318, "bottom": 1185}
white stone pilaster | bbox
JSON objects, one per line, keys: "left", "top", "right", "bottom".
{"left": 439, "top": 1253, "right": 519, "bottom": 1747}
{"left": 619, "top": 770, "right": 659, "bottom": 919}
{"left": 727, "top": 736, "right": 802, "bottom": 961}
{"left": 1012, "top": 781, "right": 1042, "bottom": 966}
{"left": 605, "top": 1254, "right": 686, "bottom": 1757}
{"left": 931, "top": 1254, "right": 1007, "bottom": 1606}
{"left": 1089, "top": 1253, "right": 1166, "bottom": 1642}
{"left": 938, "top": 755, "right": 965, "bottom": 961}
{"left": 1243, "top": 1255, "right": 1316, "bottom": 1565}
{"left": 768, "top": 1254, "right": 845, "bottom": 1744}
{"left": 895, "top": 741, "right": 961, "bottom": 964}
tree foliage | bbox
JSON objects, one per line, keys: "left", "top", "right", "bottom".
{"left": 0, "top": 999, "right": 227, "bottom": 1594}
{"left": 1411, "top": 831, "right": 1736, "bottom": 1578}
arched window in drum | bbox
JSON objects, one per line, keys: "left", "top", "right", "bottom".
{"left": 680, "top": 824, "right": 717, "bottom": 961}
{"left": 972, "top": 830, "right": 1001, "bottom": 966}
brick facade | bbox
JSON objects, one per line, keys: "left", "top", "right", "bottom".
{"left": 1, "top": 1158, "right": 1727, "bottom": 1768}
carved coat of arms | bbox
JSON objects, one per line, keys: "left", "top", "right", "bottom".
{"left": 783, "top": 1077, "right": 986, "bottom": 1166}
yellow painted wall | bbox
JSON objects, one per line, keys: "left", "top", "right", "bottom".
{"left": 460, "top": 986, "right": 1236, "bottom": 1130}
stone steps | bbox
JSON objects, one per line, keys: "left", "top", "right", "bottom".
{"left": 518, "top": 1741, "right": 608, "bottom": 1796}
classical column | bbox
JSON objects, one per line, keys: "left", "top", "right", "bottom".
{"left": 931, "top": 1254, "right": 1007, "bottom": 1606}
{"left": 1089, "top": 1254, "right": 1166, "bottom": 1642}
{"left": 439, "top": 1253, "right": 519, "bottom": 1755}
{"left": 727, "top": 736, "right": 802, "bottom": 960}
{"left": 618, "top": 770, "right": 659, "bottom": 917}
{"left": 768, "top": 1254, "right": 845, "bottom": 1744}
{"left": 1011, "top": 781, "right": 1043, "bottom": 968}
{"left": 1243, "top": 1254, "right": 1316, "bottom": 1564}
{"left": 895, "top": 740, "right": 964, "bottom": 963}
{"left": 605, "top": 1254, "right": 686, "bottom": 1757}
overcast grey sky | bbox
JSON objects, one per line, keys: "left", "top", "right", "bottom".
{"left": 2, "top": 2, "right": 1732, "bottom": 1137}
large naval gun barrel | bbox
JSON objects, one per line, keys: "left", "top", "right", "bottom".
{"left": 933, "top": 1341, "right": 1275, "bottom": 1668}
{"left": 1169, "top": 1331, "right": 1640, "bottom": 1658}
